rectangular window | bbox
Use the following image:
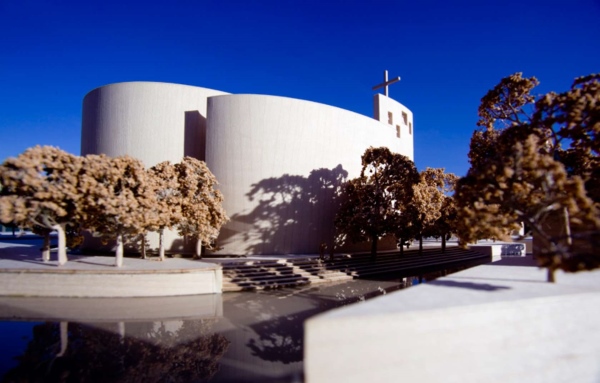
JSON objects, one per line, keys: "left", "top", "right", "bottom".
{"left": 396, "top": 125, "right": 401, "bottom": 138}
{"left": 388, "top": 111, "right": 393, "bottom": 125}
{"left": 409, "top": 122, "right": 412, "bottom": 135}
{"left": 402, "top": 112, "right": 408, "bottom": 125}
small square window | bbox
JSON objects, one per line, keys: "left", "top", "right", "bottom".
{"left": 402, "top": 112, "right": 408, "bottom": 125}
{"left": 388, "top": 111, "right": 393, "bottom": 125}
{"left": 409, "top": 122, "right": 412, "bottom": 135}
{"left": 396, "top": 125, "right": 401, "bottom": 138}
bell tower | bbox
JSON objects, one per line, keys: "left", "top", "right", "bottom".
{"left": 372, "top": 70, "right": 414, "bottom": 160}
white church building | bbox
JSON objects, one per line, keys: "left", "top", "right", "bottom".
{"left": 80, "top": 72, "right": 413, "bottom": 256}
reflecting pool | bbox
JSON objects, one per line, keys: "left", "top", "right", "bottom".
{"left": 0, "top": 277, "right": 419, "bottom": 382}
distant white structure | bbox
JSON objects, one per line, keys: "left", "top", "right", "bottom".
{"left": 80, "top": 74, "right": 414, "bottom": 256}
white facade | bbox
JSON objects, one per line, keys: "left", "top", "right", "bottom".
{"left": 81, "top": 82, "right": 414, "bottom": 256}
{"left": 81, "top": 82, "right": 229, "bottom": 164}
{"left": 373, "top": 93, "right": 414, "bottom": 159}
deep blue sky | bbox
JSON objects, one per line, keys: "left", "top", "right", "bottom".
{"left": 1, "top": 0, "right": 599, "bottom": 176}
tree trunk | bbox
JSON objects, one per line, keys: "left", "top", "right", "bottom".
{"left": 399, "top": 238, "right": 404, "bottom": 256}
{"left": 52, "top": 224, "right": 68, "bottom": 265}
{"left": 42, "top": 232, "right": 51, "bottom": 262}
{"left": 547, "top": 268, "right": 555, "bottom": 283}
{"left": 117, "top": 321, "right": 126, "bottom": 340}
{"left": 563, "top": 207, "right": 572, "bottom": 246}
{"left": 141, "top": 235, "right": 147, "bottom": 259}
{"left": 441, "top": 234, "right": 446, "bottom": 253}
{"left": 57, "top": 321, "right": 68, "bottom": 357}
{"left": 195, "top": 239, "right": 202, "bottom": 259}
{"left": 115, "top": 234, "right": 124, "bottom": 267}
{"left": 370, "top": 235, "right": 377, "bottom": 260}
{"left": 159, "top": 228, "right": 165, "bottom": 261}
{"left": 419, "top": 235, "right": 423, "bottom": 254}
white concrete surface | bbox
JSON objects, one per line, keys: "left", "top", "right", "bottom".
{"left": 207, "top": 93, "right": 412, "bottom": 255}
{"left": 80, "top": 82, "right": 415, "bottom": 256}
{"left": 0, "top": 294, "right": 222, "bottom": 321}
{"left": 0, "top": 240, "right": 222, "bottom": 297}
{"left": 373, "top": 93, "right": 414, "bottom": 159}
{"left": 81, "top": 81, "right": 228, "bottom": 165}
{"left": 80, "top": 82, "right": 229, "bottom": 254}
{"left": 305, "top": 257, "right": 600, "bottom": 383}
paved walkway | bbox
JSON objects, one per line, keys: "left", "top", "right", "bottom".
{"left": 0, "top": 238, "right": 221, "bottom": 297}
{"left": 0, "top": 236, "right": 508, "bottom": 296}
{"left": 0, "top": 237, "right": 216, "bottom": 272}
{"left": 305, "top": 255, "right": 600, "bottom": 383}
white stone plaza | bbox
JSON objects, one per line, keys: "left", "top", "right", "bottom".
{"left": 0, "top": 237, "right": 221, "bottom": 297}
{"left": 305, "top": 256, "right": 600, "bottom": 383}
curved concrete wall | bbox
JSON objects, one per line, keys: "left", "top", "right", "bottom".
{"left": 80, "top": 82, "right": 414, "bottom": 256}
{"left": 81, "top": 82, "right": 228, "bottom": 165}
{"left": 80, "top": 82, "right": 228, "bottom": 253}
{"left": 206, "top": 94, "right": 411, "bottom": 255}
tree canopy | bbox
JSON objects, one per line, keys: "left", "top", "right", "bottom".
{"left": 411, "top": 168, "right": 458, "bottom": 253}
{"left": 455, "top": 72, "right": 600, "bottom": 281}
{"left": 0, "top": 148, "right": 228, "bottom": 267}
{"left": 148, "top": 161, "right": 183, "bottom": 260}
{"left": 174, "top": 157, "right": 229, "bottom": 257}
{"left": 79, "top": 154, "right": 157, "bottom": 266}
{"left": 335, "top": 147, "right": 419, "bottom": 258}
{"left": 0, "top": 146, "right": 84, "bottom": 264}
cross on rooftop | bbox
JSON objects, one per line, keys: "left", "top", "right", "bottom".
{"left": 372, "top": 70, "right": 401, "bottom": 97}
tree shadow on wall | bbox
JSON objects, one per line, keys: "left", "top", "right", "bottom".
{"left": 231, "top": 165, "right": 348, "bottom": 255}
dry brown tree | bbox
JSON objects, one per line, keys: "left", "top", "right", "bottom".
{"left": 434, "top": 194, "right": 458, "bottom": 253}
{"left": 0, "top": 146, "right": 84, "bottom": 264}
{"left": 335, "top": 147, "right": 419, "bottom": 259}
{"left": 412, "top": 168, "right": 459, "bottom": 253}
{"left": 147, "top": 161, "right": 183, "bottom": 261}
{"left": 174, "top": 157, "right": 228, "bottom": 258}
{"left": 79, "top": 154, "right": 158, "bottom": 267}
{"left": 455, "top": 73, "right": 600, "bottom": 281}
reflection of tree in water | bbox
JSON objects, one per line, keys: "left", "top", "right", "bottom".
{"left": 2, "top": 319, "right": 229, "bottom": 383}
{"left": 246, "top": 309, "right": 310, "bottom": 364}
{"left": 233, "top": 165, "right": 348, "bottom": 254}
{"left": 236, "top": 279, "right": 408, "bottom": 365}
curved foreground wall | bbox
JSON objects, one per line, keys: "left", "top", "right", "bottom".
{"left": 207, "top": 94, "right": 409, "bottom": 255}
{"left": 80, "top": 82, "right": 414, "bottom": 256}
{"left": 81, "top": 82, "right": 228, "bottom": 165}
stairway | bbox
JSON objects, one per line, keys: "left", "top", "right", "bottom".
{"left": 220, "top": 246, "right": 490, "bottom": 292}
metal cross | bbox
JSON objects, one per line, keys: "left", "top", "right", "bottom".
{"left": 372, "top": 70, "right": 401, "bottom": 97}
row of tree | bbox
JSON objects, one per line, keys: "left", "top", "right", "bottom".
{"left": 335, "top": 72, "right": 599, "bottom": 282}
{"left": 334, "top": 147, "right": 458, "bottom": 258}
{"left": 0, "top": 146, "right": 228, "bottom": 266}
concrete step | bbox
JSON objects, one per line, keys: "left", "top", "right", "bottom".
{"left": 291, "top": 252, "right": 485, "bottom": 277}
{"left": 223, "top": 277, "right": 313, "bottom": 292}
{"left": 219, "top": 248, "right": 490, "bottom": 292}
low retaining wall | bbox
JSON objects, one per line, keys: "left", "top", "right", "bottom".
{"left": 0, "top": 265, "right": 222, "bottom": 297}
{"left": 0, "top": 241, "right": 222, "bottom": 297}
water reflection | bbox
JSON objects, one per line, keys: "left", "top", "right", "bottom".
{"left": 1, "top": 278, "right": 423, "bottom": 383}
{"left": 2, "top": 320, "right": 229, "bottom": 382}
